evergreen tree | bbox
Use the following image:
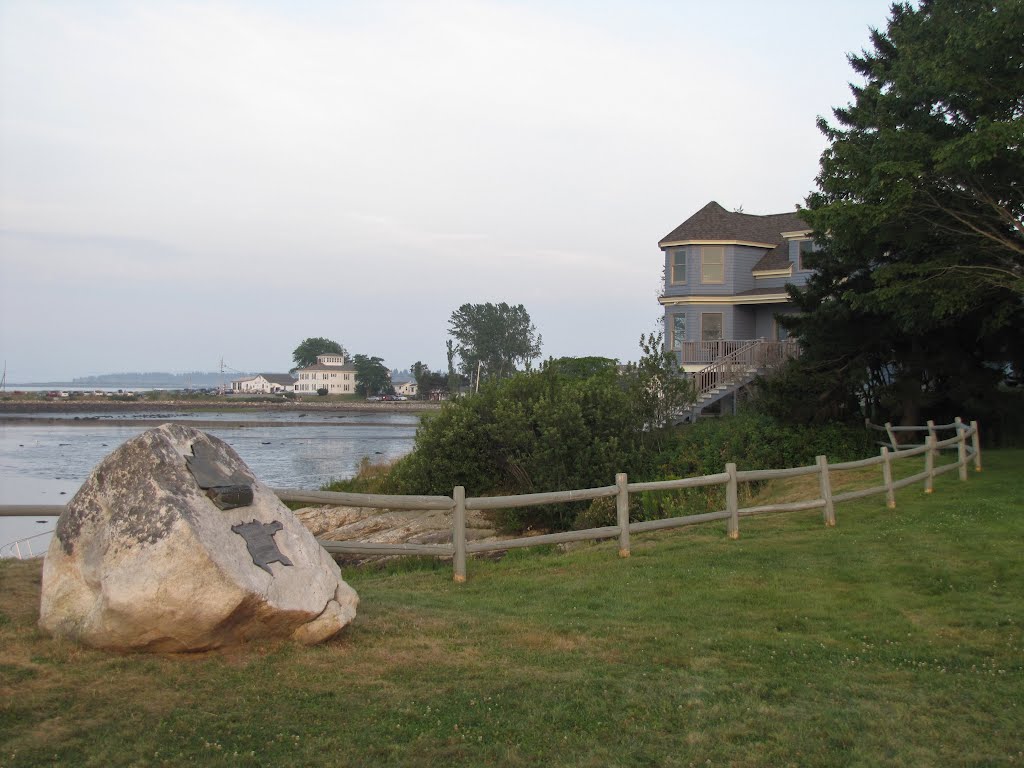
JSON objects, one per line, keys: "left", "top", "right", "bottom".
{"left": 785, "top": 0, "right": 1024, "bottom": 424}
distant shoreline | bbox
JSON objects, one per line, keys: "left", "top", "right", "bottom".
{"left": 0, "top": 399, "right": 441, "bottom": 416}
{"left": 0, "top": 416, "right": 417, "bottom": 428}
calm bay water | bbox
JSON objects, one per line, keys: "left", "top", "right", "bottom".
{"left": 0, "top": 411, "right": 419, "bottom": 556}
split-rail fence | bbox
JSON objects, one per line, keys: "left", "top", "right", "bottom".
{"left": 1, "top": 418, "right": 982, "bottom": 580}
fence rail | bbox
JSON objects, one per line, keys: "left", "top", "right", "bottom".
{"left": 0, "top": 529, "right": 55, "bottom": 560}
{"left": 2, "top": 419, "right": 982, "bottom": 578}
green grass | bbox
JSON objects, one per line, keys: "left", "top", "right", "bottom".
{"left": 1, "top": 451, "right": 1021, "bottom": 767}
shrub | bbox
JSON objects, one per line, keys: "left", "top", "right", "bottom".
{"left": 323, "top": 456, "right": 399, "bottom": 495}
{"left": 653, "top": 412, "right": 876, "bottom": 480}
{"left": 572, "top": 494, "right": 647, "bottom": 531}
{"left": 388, "top": 364, "right": 654, "bottom": 531}
{"left": 620, "top": 412, "right": 875, "bottom": 520}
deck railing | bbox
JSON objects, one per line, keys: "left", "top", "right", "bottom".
{"left": 676, "top": 340, "right": 754, "bottom": 365}
{"left": 1, "top": 419, "right": 982, "bottom": 581}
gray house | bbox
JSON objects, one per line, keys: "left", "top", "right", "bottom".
{"left": 659, "top": 201, "right": 812, "bottom": 371}
{"left": 659, "top": 201, "right": 809, "bottom": 417}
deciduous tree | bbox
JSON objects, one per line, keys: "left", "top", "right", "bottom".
{"left": 411, "top": 361, "right": 449, "bottom": 399}
{"left": 447, "top": 302, "right": 542, "bottom": 382}
{"left": 291, "top": 337, "right": 347, "bottom": 372}
{"left": 352, "top": 354, "right": 392, "bottom": 397}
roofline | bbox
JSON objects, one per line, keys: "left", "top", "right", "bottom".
{"left": 780, "top": 229, "right": 812, "bottom": 238}
{"left": 659, "top": 294, "right": 791, "bottom": 306}
{"left": 752, "top": 266, "right": 793, "bottom": 278}
{"left": 659, "top": 239, "right": 778, "bottom": 249}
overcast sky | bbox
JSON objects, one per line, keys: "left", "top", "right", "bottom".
{"left": 0, "top": 0, "right": 895, "bottom": 382}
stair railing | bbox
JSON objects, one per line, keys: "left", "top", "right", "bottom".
{"left": 691, "top": 339, "right": 802, "bottom": 403}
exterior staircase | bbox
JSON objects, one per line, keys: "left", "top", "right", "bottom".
{"left": 679, "top": 339, "right": 800, "bottom": 422}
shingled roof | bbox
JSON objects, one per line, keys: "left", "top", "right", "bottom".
{"left": 260, "top": 374, "right": 298, "bottom": 386}
{"left": 660, "top": 200, "right": 806, "bottom": 247}
{"left": 658, "top": 201, "right": 810, "bottom": 273}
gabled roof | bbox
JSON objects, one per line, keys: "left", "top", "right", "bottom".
{"left": 659, "top": 201, "right": 808, "bottom": 271}
{"left": 258, "top": 374, "right": 298, "bottom": 386}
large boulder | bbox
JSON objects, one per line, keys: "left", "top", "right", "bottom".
{"left": 39, "top": 424, "right": 358, "bottom": 652}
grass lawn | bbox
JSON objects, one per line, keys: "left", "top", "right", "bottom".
{"left": 1, "top": 451, "right": 1021, "bottom": 767}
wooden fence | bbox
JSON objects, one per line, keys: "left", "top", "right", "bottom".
{"left": 1, "top": 419, "right": 982, "bottom": 580}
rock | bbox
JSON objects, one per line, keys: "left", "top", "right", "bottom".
{"left": 39, "top": 424, "right": 358, "bottom": 652}
{"left": 293, "top": 504, "right": 503, "bottom": 565}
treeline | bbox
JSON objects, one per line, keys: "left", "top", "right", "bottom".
{"left": 69, "top": 372, "right": 230, "bottom": 387}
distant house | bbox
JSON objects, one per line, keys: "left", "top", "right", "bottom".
{"left": 294, "top": 353, "right": 357, "bottom": 395}
{"left": 395, "top": 378, "right": 419, "bottom": 397}
{"left": 658, "top": 201, "right": 812, "bottom": 371}
{"left": 231, "top": 374, "right": 296, "bottom": 394}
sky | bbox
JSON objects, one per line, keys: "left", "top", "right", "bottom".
{"left": 0, "top": 0, "right": 896, "bottom": 382}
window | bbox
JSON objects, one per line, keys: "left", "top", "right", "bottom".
{"left": 701, "top": 246, "right": 724, "bottom": 283}
{"left": 670, "top": 249, "right": 686, "bottom": 284}
{"left": 797, "top": 239, "right": 814, "bottom": 271}
{"left": 671, "top": 314, "right": 686, "bottom": 350}
{"left": 701, "top": 312, "right": 723, "bottom": 341}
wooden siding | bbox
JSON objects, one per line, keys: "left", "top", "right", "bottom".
{"left": 732, "top": 306, "right": 756, "bottom": 339}
{"left": 754, "top": 305, "right": 797, "bottom": 339}
{"left": 664, "top": 243, "right": 805, "bottom": 298}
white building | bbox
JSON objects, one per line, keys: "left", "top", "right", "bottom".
{"left": 294, "top": 353, "right": 357, "bottom": 395}
{"left": 394, "top": 379, "right": 418, "bottom": 398}
{"left": 231, "top": 374, "right": 296, "bottom": 394}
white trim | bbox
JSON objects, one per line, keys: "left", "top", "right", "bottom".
{"left": 659, "top": 294, "right": 790, "bottom": 306}
{"left": 659, "top": 239, "right": 776, "bottom": 249}
{"left": 752, "top": 266, "right": 793, "bottom": 278}
{"left": 780, "top": 229, "right": 812, "bottom": 238}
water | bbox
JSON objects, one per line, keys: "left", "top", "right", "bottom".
{"left": 0, "top": 412, "right": 419, "bottom": 556}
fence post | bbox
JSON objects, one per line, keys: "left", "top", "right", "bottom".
{"left": 453, "top": 486, "right": 467, "bottom": 583}
{"left": 924, "top": 434, "right": 936, "bottom": 493}
{"left": 885, "top": 421, "right": 898, "bottom": 452}
{"left": 726, "top": 463, "right": 739, "bottom": 540}
{"left": 926, "top": 420, "right": 937, "bottom": 461}
{"left": 616, "top": 473, "right": 630, "bottom": 558}
{"left": 970, "top": 420, "right": 982, "bottom": 472}
{"left": 881, "top": 447, "right": 895, "bottom": 509}
{"left": 955, "top": 417, "right": 968, "bottom": 481}
{"left": 817, "top": 455, "right": 836, "bottom": 527}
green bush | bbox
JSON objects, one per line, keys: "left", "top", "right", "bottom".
{"left": 635, "top": 412, "right": 877, "bottom": 519}
{"left": 388, "top": 364, "right": 654, "bottom": 531}
{"left": 653, "top": 412, "right": 875, "bottom": 478}
{"left": 322, "top": 456, "right": 397, "bottom": 495}
{"left": 572, "top": 495, "right": 645, "bottom": 531}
